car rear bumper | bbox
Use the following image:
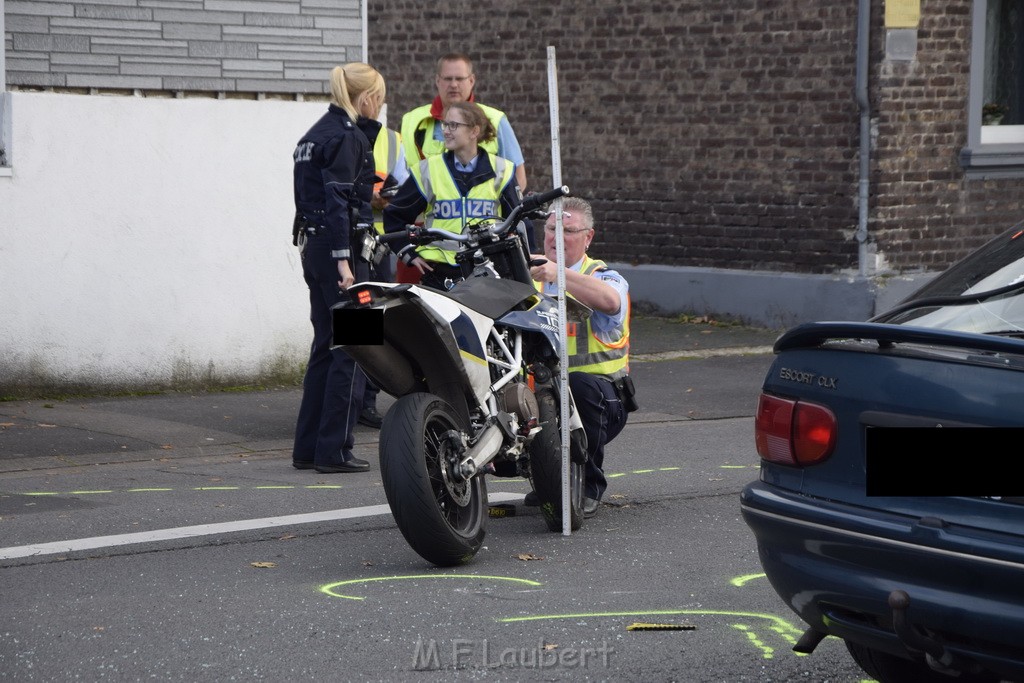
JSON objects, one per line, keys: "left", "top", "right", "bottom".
{"left": 740, "top": 481, "right": 1024, "bottom": 678}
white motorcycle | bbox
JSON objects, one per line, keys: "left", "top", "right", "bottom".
{"left": 333, "top": 186, "right": 589, "bottom": 566}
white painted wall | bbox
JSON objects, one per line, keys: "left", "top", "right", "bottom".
{"left": 0, "top": 91, "right": 327, "bottom": 391}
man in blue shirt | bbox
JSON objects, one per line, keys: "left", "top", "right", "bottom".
{"left": 529, "top": 198, "right": 633, "bottom": 517}
{"left": 394, "top": 53, "right": 527, "bottom": 191}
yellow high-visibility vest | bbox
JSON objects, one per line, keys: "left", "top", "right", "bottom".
{"left": 562, "top": 256, "right": 631, "bottom": 380}
{"left": 411, "top": 152, "right": 515, "bottom": 265}
{"left": 400, "top": 103, "right": 504, "bottom": 163}
{"left": 372, "top": 127, "right": 401, "bottom": 234}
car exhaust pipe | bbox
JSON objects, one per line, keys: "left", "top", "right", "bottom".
{"left": 793, "top": 627, "right": 827, "bottom": 654}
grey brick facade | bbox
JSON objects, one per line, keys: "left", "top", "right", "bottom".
{"left": 367, "top": 0, "right": 1023, "bottom": 275}
{"left": 6, "top": 0, "right": 1021, "bottom": 278}
{"left": 4, "top": 0, "right": 362, "bottom": 94}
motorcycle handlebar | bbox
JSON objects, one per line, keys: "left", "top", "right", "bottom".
{"left": 521, "top": 185, "right": 570, "bottom": 213}
{"left": 378, "top": 228, "right": 416, "bottom": 244}
{"left": 377, "top": 186, "right": 572, "bottom": 249}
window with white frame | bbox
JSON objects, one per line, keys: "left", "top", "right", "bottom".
{"left": 962, "top": 0, "right": 1024, "bottom": 176}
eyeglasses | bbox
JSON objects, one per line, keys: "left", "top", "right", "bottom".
{"left": 544, "top": 225, "right": 592, "bottom": 235}
{"left": 440, "top": 120, "right": 470, "bottom": 131}
{"left": 439, "top": 76, "right": 471, "bottom": 84}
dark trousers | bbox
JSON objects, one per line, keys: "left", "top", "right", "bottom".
{"left": 293, "top": 235, "right": 366, "bottom": 466}
{"left": 569, "top": 372, "right": 628, "bottom": 501}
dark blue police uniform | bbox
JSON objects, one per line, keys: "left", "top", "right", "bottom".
{"left": 292, "top": 104, "right": 377, "bottom": 472}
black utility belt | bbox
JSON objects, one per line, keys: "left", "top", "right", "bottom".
{"left": 611, "top": 375, "right": 639, "bottom": 413}
{"left": 303, "top": 225, "right": 327, "bottom": 237}
{"left": 292, "top": 213, "right": 325, "bottom": 245}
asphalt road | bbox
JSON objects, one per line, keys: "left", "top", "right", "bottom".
{"left": 0, "top": 320, "right": 871, "bottom": 681}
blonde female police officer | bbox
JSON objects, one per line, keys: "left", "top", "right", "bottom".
{"left": 291, "top": 63, "right": 385, "bottom": 473}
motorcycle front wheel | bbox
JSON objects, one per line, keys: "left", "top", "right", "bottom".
{"left": 529, "top": 388, "right": 584, "bottom": 532}
{"left": 379, "top": 392, "right": 487, "bottom": 566}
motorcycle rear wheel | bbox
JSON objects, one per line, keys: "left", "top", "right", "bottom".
{"left": 529, "top": 388, "right": 584, "bottom": 532}
{"left": 379, "top": 392, "right": 487, "bottom": 566}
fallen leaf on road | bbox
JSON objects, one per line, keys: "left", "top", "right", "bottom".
{"left": 278, "top": 534, "right": 296, "bottom": 541}
{"left": 160, "top": 444, "right": 174, "bottom": 450}
{"left": 250, "top": 562, "right": 277, "bottom": 569}
{"left": 543, "top": 643, "right": 558, "bottom": 650}
{"left": 37, "top": 423, "right": 58, "bottom": 428}
{"left": 516, "top": 553, "right": 543, "bottom": 561}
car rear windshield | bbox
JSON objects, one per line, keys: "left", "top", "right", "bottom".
{"left": 878, "top": 222, "right": 1024, "bottom": 335}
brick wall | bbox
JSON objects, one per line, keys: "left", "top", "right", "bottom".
{"left": 370, "top": 1, "right": 863, "bottom": 273}
{"left": 872, "top": 1, "right": 1024, "bottom": 271}
{"left": 5, "top": 0, "right": 362, "bottom": 94}
{"left": 369, "top": 0, "right": 1023, "bottom": 275}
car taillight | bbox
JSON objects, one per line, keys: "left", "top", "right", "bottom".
{"left": 755, "top": 393, "right": 836, "bottom": 466}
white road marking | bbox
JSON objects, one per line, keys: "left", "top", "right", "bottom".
{"left": 0, "top": 492, "right": 524, "bottom": 560}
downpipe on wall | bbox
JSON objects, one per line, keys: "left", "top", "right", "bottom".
{"left": 856, "top": 0, "right": 871, "bottom": 278}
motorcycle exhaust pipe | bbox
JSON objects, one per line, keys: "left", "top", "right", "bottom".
{"left": 456, "top": 424, "right": 504, "bottom": 480}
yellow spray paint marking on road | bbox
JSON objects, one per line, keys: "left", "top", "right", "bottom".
{"left": 729, "top": 572, "right": 766, "bottom": 587}
{"left": 498, "top": 609, "right": 804, "bottom": 661}
{"left": 320, "top": 574, "right": 544, "bottom": 601}
{"left": 14, "top": 465, "right": 688, "bottom": 498}
{"left": 607, "top": 466, "right": 680, "bottom": 479}
{"left": 732, "top": 624, "right": 774, "bottom": 659}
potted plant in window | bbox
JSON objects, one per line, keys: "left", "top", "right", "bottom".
{"left": 983, "top": 102, "right": 1008, "bottom": 126}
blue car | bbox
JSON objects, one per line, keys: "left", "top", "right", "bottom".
{"left": 741, "top": 223, "right": 1024, "bottom": 682}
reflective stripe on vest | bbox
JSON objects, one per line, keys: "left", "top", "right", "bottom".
{"left": 372, "top": 128, "right": 400, "bottom": 234}
{"left": 566, "top": 256, "right": 630, "bottom": 380}
{"left": 412, "top": 153, "right": 514, "bottom": 265}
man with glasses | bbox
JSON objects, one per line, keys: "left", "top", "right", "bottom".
{"left": 528, "top": 197, "right": 634, "bottom": 518}
{"left": 395, "top": 53, "right": 527, "bottom": 191}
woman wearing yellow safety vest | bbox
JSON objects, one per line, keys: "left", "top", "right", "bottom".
{"left": 382, "top": 101, "right": 533, "bottom": 290}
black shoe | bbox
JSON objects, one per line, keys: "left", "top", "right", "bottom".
{"left": 523, "top": 490, "right": 540, "bottom": 507}
{"left": 358, "top": 407, "right": 383, "bottom": 429}
{"left": 315, "top": 457, "right": 370, "bottom": 473}
{"left": 583, "top": 497, "right": 601, "bottom": 518}
{"left": 292, "top": 460, "right": 315, "bottom": 470}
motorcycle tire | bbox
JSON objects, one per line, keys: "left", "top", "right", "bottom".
{"left": 529, "top": 388, "right": 584, "bottom": 532}
{"left": 379, "top": 392, "right": 487, "bottom": 566}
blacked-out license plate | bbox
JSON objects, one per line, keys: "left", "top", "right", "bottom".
{"left": 332, "top": 308, "right": 384, "bottom": 345}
